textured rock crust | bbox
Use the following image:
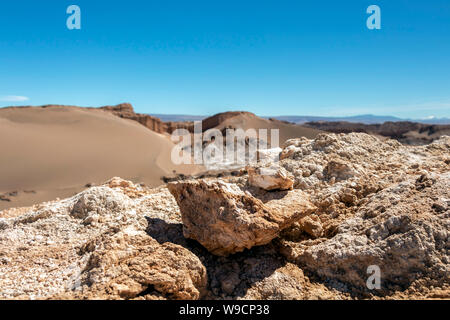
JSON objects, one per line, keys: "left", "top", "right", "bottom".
{"left": 276, "top": 133, "right": 449, "bottom": 295}
{"left": 167, "top": 180, "right": 315, "bottom": 256}
{"left": 0, "top": 178, "right": 205, "bottom": 300}
{"left": 60, "top": 229, "right": 207, "bottom": 300}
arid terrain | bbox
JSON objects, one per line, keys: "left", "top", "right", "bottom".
{"left": 0, "top": 105, "right": 201, "bottom": 210}
{"left": 0, "top": 121, "right": 448, "bottom": 299}
{"left": 2, "top": 0, "right": 448, "bottom": 304}
{"left": 0, "top": 104, "right": 322, "bottom": 210}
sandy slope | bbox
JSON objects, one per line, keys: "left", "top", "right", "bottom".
{"left": 0, "top": 106, "right": 199, "bottom": 210}
{"left": 215, "top": 112, "right": 323, "bottom": 145}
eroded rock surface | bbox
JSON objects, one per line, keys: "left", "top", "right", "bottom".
{"left": 60, "top": 228, "right": 207, "bottom": 300}
{"left": 167, "top": 180, "right": 315, "bottom": 256}
{"left": 276, "top": 134, "right": 450, "bottom": 294}
{"left": 0, "top": 178, "right": 205, "bottom": 300}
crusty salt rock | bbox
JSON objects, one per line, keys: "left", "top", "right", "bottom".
{"left": 281, "top": 172, "right": 450, "bottom": 289}
{"left": 70, "top": 228, "right": 207, "bottom": 300}
{"left": 168, "top": 179, "right": 315, "bottom": 256}
{"left": 71, "top": 186, "right": 132, "bottom": 220}
{"left": 324, "top": 160, "right": 356, "bottom": 181}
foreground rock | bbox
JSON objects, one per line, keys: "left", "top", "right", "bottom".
{"left": 168, "top": 180, "right": 315, "bottom": 256}
{"left": 276, "top": 134, "right": 450, "bottom": 294}
{"left": 0, "top": 178, "right": 206, "bottom": 300}
{"left": 280, "top": 172, "right": 450, "bottom": 290}
{"left": 59, "top": 228, "right": 207, "bottom": 300}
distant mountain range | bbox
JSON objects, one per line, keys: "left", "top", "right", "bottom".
{"left": 270, "top": 114, "right": 450, "bottom": 125}
{"left": 150, "top": 113, "right": 450, "bottom": 125}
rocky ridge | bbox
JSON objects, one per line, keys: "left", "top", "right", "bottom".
{"left": 303, "top": 121, "right": 450, "bottom": 145}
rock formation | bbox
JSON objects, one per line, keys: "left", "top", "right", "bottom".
{"left": 283, "top": 172, "right": 449, "bottom": 289}
{"left": 0, "top": 178, "right": 206, "bottom": 300}
{"left": 100, "top": 103, "right": 169, "bottom": 134}
{"left": 167, "top": 179, "right": 315, "bottom": 256}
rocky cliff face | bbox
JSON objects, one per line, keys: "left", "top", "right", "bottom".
{"left": 100, "top": 103, "right": 194, "bottom": 134}
{"left": 100, "top": 103, "right": 169, "bottom": 134}
{"left": 0, "top": 133, "right": 448, "bottom": 300}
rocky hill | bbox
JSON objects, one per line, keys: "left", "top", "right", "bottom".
{"left": 1, "top": 133, "right": 448, "bottom": 300}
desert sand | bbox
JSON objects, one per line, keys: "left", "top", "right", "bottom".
{"left": 0, "top": 106, "right": 199, "bottom": 210}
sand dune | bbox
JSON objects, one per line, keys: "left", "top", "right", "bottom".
{"left": 0, "top": 106, "right": 199, "bottom": 210}
{"left": 211, "top": 112, "right": 323, "bottom": 144}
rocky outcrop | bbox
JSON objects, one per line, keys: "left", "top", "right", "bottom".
{"left": 63, "top": 229, "right": 207, "bottom": 300}
{"left": 275, "top": 134, "right": 450, "bottom": 293}
{"left": 280, "top": 172, "right": 449, "bottom": 289}
{"left": 100, "top": 103, "right": 168, "bottom": 134}
{"left": 201, "top": 112, "right": 256, "bottom": 132}
{"left": 0, "top": 178, "right": 206, "bottom": 300}
{"left": 100, "top": 106, "right": 257, "bottom": 135}
{"left": 167, "top": 180, "right": 315, "bottom": 256}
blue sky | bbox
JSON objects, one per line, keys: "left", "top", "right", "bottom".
{"left": 0, "top": 0, "right": 449, "bottom": 118}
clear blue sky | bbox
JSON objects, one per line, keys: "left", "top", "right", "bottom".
{"left": 1, "top": 0, "right": 449, "bottom": 118}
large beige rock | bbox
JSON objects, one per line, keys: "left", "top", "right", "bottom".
{"left": 247, "top": 164, "right": 294, "bottom": 191}
{"left": 65, "top": 228, "right": 207, "bottom": 300}
{"left": 168, "top": 179, "right": 315, "bottom": 256}
{"left": 0, "top": 178, "right": 205, "bottom": 300}
{"left": 280, "top": 172, "right": 450, "bottom": 289}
